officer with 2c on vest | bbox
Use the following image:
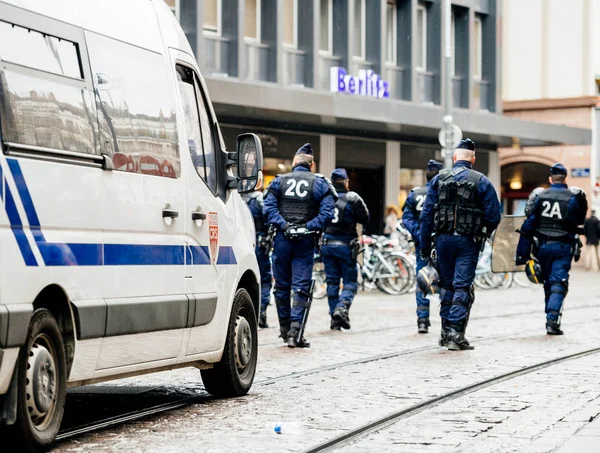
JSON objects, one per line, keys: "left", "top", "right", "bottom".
{"left": 516, "top": 163, "right": 587, "bottom": 335}
{"left": 322, "top": 168, "right": 370, "bottom": 331}
{"left": 242, "top": 189, "right": 272, "bottom": 328}
{"left": 419, "top": 139, "right": 501, "bottom": 351}
{"left": 402, "top": 159, "right": 443, "bottom": 334}
{"left": 263, "top": 143, "right": 337, "bottom": 348}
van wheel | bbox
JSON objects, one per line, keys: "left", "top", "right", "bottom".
{"left": 7, "top": 308, "right": 67, "bottom": 452}
{"left": 201, "top": 289, "right": 258, "bottom": 397}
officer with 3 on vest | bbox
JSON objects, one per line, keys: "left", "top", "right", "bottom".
{"left": 242, "top": 189, "right": 272, "bottom": 329}
{"left": 516, "top": 163, "right": 587, "bottom": 335}
{"left": 322, "top": 168, "right": 370, "bottom": 331}
{"left": 402, "top": 159, "right": 443, "bottom": 334}
{"left": 263, "top": 143, "right": 337, "bottom": 348}
{"left": 419, "top": 139, "right": 501, "bottom": 350}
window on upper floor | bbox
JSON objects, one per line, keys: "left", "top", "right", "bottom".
{"left": 245, "top": 0, "right": 261, "bottom": 41}
{"left": 353, "top": 0, "right": 366, "bottom": 59}
{"left": 415, "top": 2, "right": 427, "bottom": 71}
{"left": 386, "top": 0, "right": 397, "bottom": 64}
{"left": 473, "top": 15, "right": 482, "bottom": 80}
{"left": 204, "top": 0, "right": 220, "bottom": 34}
{"left": 319, "top": 0, "right": 333, "bottom": 53}
{"left": 283, "top": 0, "right": 297, "bottom": 48}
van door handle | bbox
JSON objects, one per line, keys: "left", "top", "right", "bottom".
{"left": 192, "top": 210, "right": 207, "bottom": 221}
{"left": 162, "top": 208, "right": 179, "bottom": 219}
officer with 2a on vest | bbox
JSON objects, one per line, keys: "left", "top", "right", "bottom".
{"left": 322, "top": 168, "right": 370, "bottom": 331}
{"left": 263, "top": 143, "right": 337, "bottom": 348}
{"left": 515, "top": 163, "right": 587, "bottom": 335}
{"left": 402, "top": 159, "right": 443, "bottom": 334}
{"left": 419, "top": 139, "right": 501, "bottom": 350}
{"left": 242, "top": 188, "right": 272, "bottom": 329}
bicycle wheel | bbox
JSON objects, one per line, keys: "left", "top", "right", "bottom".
{"left": 512, "top": 272, "right": 531, "bottom": 288}
{"left": 376, "top": 253, "right": 414, "bottom": 295}
{"left": 312, "top": 270, "right": 327, "bottom": 299}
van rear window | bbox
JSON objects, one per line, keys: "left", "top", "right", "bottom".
{"left": 0, "top": 21, "right": 82, "bottom": 79}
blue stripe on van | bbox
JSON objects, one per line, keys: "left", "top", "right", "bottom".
{"left": 3, "top": 159, "right": 238, "bottom": 267}
{"left": 5, "top": 184, "right": 38, "bottom": 266}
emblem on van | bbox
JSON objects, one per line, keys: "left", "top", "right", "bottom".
{"left": 209, "top": 212, "right": 219, "bottom": 264}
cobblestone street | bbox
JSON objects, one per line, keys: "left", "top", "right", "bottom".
{"left": 53, "top": 270, "right": 600, "bottom": 453}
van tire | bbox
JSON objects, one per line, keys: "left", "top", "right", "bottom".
{"left": 201, "top": 289, "right": 258, "bottom": 397}
{"left": 6, "top": 308, "right": 67, "bottom": 452}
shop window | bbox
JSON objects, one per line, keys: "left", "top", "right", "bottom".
{"left": 353, "top": 0, "right": 366, "bottom": 59}
{"left": 319, "top": 0, "right": 333, "bottom": 53}
{"left": 415, "top": 2, "right": 427, "bottom": 71}
{"left": 451, "top": 9, "right": 456, "bottom": 76}
{"left": 245, "top": 0, "right": 261, "bottom": 41}
{"left": 283, "top": 0, "right": 297, "bottom": 48}
{"left": 385, "top": 1, "right": 397, "bottom": 64}
{"left": 204, "top": 0, "right": 221, "bottom": 34}
{"left": 473, "top": 15, "right": 482, "bottom": 80}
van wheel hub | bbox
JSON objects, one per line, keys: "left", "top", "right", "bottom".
{"left": 26, "top": 340, "right": 56, "bottom": 425}
{"left": 234, "top": 316, "right": 252, "bottom": 370}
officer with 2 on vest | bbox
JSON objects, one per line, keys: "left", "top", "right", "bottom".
{"left": 402, "top": 159, "right": 443, "bottom": 334}
{"left": 242, "top": 189, "right": 272, "bottom": 329}
{"left": 419, "top": 139, "right": 501, "bottom": 350}
{"left": 263, "top": 143, "right": 337, "bottom": 348}
{"left": 322, "top": 168, "right": 370, "bottom": 331}
{"left": 516, "top": 163, "right": 587, "bottom": 335}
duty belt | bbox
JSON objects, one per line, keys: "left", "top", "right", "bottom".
{"left": 323, "top": 239, "right": 350, "bottom": 246}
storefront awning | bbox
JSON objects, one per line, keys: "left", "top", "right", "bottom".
{"left": 204, "top": 77, "right": 592, "bottom": 149}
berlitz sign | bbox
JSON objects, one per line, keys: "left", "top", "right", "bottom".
{"left": 330, "top": 67, "right": 390, "bottom": 99}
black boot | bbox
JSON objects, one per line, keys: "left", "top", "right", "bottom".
{"left": 333, "top": 306, "right": 351, "bottom": 330}
{"left": 418, "top": 318, "right": 430, "bottom": 334}
{"left": 546, "top": 320, "right": 564, "bottom": 335}
{"left": 259, "top": 311, "right": 269, "bottom": 328}
{"left": 330, "top": 317, "right": 341, "bottom": 331}
{"left": 279, "top": 320, "right": 291, "bottom": 343}
{"left": 439, "top": 319, "right": 450, "bottom": 347}
{"left": 287, "top": 322, "right": 310, "bottom": 348}
{"left": 447, "top": 326, "right": 474, "bottom": 351}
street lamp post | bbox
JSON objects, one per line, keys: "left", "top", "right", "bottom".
{"left": 443, "top": 0, "right": 454, "bottom": 169}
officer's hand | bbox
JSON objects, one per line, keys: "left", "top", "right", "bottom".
{"left": 419, "top": 249, "right": 431, "bottom": 261}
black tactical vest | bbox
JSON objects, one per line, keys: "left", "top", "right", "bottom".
{"left": 242, "top": 192, "right": 266, "bottom": 234}
{"left": 536, "top": 188, "right": 573, "bottom": 238}
{"left": 278, "top": 172, "right": 319, "bottom": 224}
{"left": 411, "top": 186, "right": 428, "bottom": 214}
{"left": 434, "top": 167, "right": 484, "bottom": 236}
{"left": 326, "top": 193, "right": 356, "bottom": 237}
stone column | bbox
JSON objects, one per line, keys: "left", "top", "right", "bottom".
{"left": 319, "top": 134, "right": 336, "bottom": 177}
{"left": 488, "top": 150, "right": 501, "bottom": 199}
{"left": 386, "top": 141, "right": 401, "bottom": 207}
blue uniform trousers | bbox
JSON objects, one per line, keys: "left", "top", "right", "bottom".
{"left": 321, "top": 243, "right": 358, "bottom": 315}
{"left": 271, "top": 233, "right": 314, "bottom": 324}
{"left": 435, "top": 235, "right": 479, "bottom": 325}
{"left": 255, "top": 240, "right": 272, "bottom": 313}
{"left": 537, "top": 241, "right": 572, "bottom": 322}
{"left": 415, "top": 247, "right": 429, "bottom": 320}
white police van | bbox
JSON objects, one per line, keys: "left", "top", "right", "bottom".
{"left": 0, "top": 1, "right": 264, "bottom": 450}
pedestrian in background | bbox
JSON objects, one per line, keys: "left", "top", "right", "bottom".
{"left": 322, "top": 168, "right": 370, "bottom": 331}
{"left": 383, "top": 205, "right": 400, "bottom": 241}
{"left": 401, "top": 159, "right": 443, "bottom": 334}
{"left": 583, "top": 210, "right": 600, "bottom": 271}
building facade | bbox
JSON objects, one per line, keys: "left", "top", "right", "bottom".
{"left": 501, "top": 0, "right": 600, "bottom": 215}
{"left": 166, "top": 0, "right": 590, "bottom": 233}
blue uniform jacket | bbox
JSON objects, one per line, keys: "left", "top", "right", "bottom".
{"left": 323, "top": 189, "right": 370, "bottom": 242}
{"left": 263, "top": 165, "right": 336, "bottom": 232}
{"left": 244, "top": 192, "right": 268, "bottom": 235}
{"left": 419, "top": 160, "right": 502, "bottom": 251}
{"left": 401, "top": 182, "right": 430, "bottom": 247}
{"left": 516, "top": 183, "right": 587, "bottom": 263}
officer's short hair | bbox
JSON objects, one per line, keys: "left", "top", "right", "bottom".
{"left": 293, "top": 153, "right": 314, "bottom": 166}
{"left": 550, "top": 174, "right": 566, "bottom": 184}
{"left": 426, "top": 169, "right": 440, "bottom": 181}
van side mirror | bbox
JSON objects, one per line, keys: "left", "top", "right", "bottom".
{"left": 235, "top": 133, "right": 263, "bottom": 193}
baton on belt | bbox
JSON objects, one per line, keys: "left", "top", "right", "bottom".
{"left": 296, "top": 279, "right": 316, "bottom": 344}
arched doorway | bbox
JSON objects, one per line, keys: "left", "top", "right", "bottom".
{"left": 501, "top": 162, "right": 551, "bottom": 215}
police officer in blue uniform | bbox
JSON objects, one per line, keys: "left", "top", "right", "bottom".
{"left": 263, "top": 143, "right": 337, "bottom": 348}
{"left": 516, "top": 163, "right": 587, "bottom": 335}
{"left": 402, "top": 159, "right": 443, "bottom": 334}
{"left": 420, "top": 139, "right": 501, "bottom": 350}
{"left": 242, "top": 189, "right": 272, "bottom": 329}
{"left": 322, "top": 168, "right": 370, "bottom": 331}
